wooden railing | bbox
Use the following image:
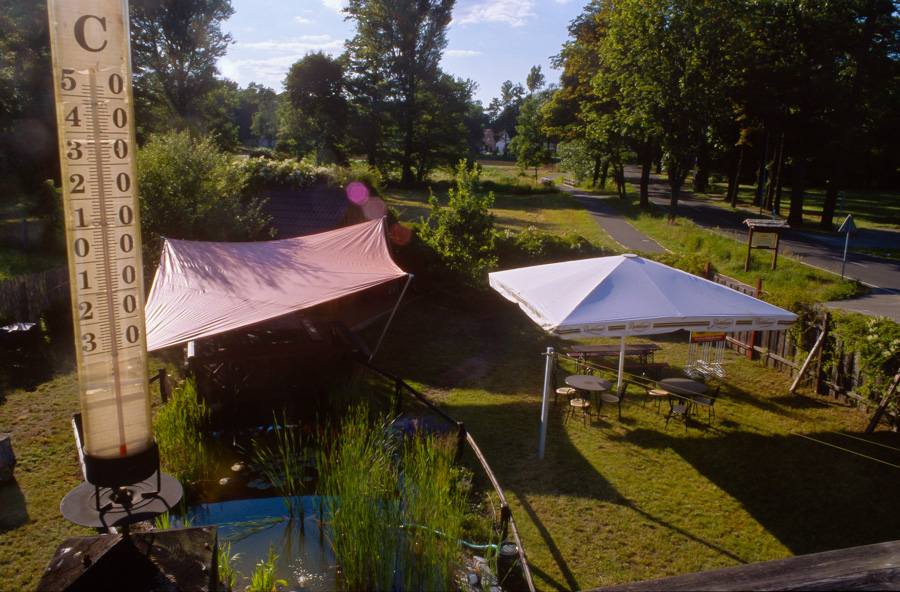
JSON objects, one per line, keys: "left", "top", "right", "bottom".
{"left": 354, "top": 359, "right": 537, "bottom": 592}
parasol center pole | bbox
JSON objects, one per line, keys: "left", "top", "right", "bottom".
{"left": 539, "top": 347, "right": 553, "bottom": 459}
{"left": 617, "top": 336, "right": 626, "bottom": 393}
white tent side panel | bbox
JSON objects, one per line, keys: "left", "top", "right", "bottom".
{"left": 144, "top": 218, "right": 407, "bottom": 351}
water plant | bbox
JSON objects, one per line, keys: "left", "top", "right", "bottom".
{"left": 246, "top": 413, "right": 310, "bottom": 522}
{"left": 244, "top": 544, "right": 287, "bottom": 592}
{"left": 316, "top": 405, "right": 467, "bottom": 591}
{"left": 153, "top": 377, "right": 214, "bottom": 490}
{"left": 217, "top": 541, "right": 242, "bottom": 592}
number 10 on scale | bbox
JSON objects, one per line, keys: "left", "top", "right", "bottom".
{"left": 49, "top": 0, "right": 152, "bottom": 460}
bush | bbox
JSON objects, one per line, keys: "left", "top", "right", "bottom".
{"left": 137, "top": 131, "right": 274, "bottom": 252}
{"left": 495, "top": 226, "right": 604, "bottom": 268}
{"left": 237, "top": 155, "right": 328, "bottom": 194}
{"left": 419, "top": 161, "right": 497, "bottom": 288}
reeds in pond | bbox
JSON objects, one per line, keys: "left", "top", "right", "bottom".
{"left": 153, "top": 377, "right": 213, "bottom": 490}
{"left": 316, "top": 406, "right": 466, "bottom": 591}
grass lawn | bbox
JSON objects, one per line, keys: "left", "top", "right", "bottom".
{"left": 0, "top": 172, "right": 893, "bottom": 590}
{"left": 703, "top": 181, "right": 900, "bottom": 231}
{"left": 363, "top": 292, "right": 900, "bottom": 591}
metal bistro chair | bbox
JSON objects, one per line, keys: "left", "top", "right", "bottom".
{"left": 598, "top": 380, "right": 628, "bottom": 419}
{"left": 645, "top": 386, "right": 669, "bottom": 415}
{"left": 550, "top": 363, "right": 576, "bottom": 411}
{"left": 691, "top": 385, "right": 720, "bottom": 425}
{"left": 665, "top": 393, "right": 690, "bottom": 430}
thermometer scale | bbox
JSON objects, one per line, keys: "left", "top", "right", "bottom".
{"left": 49, "top": 0, "right": 180, "bottom": 527}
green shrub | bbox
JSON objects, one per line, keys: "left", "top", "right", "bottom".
{"left": 495, "top": 226, "right": 604, "bottom": 268}
{"left": 237, "top": 156, "right": 328, "bottom": 194}
{"left": 137, "top": 131, "right": 274, "bottom": 253}
{"left": 419, "top": 160, "right": 497, "bottom": 288}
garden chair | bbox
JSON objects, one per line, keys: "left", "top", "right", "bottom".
{"left": 665, "top": 393, "right": 690, "bottom": 430}
{"left": 692, "top": 385, "right": 720, "bottom": 425}
{"left": 550, "top": 363, "right": 576, "bottom": 411}
{"left": 598, "top": 380, "right": 628, "bottom": 419}
{"left": 566, "top": 393, "right": 592, "bottom": 426}
{"left": 645, "top": 386, "right": 669, "bottom": 415}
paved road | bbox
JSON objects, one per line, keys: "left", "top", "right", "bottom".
{"left": 560, "top": 184, "right": 666, "bottom": 254}
{"left": 622, "top": 166, "right": 900, "bottom": 321}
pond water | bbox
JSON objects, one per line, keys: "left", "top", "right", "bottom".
{"left": 191, "top": 495, "right": 340, "bottom": 592}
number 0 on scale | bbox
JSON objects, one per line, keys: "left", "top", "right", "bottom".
{"left": 48, "top": 0, "right": 153, "bottom": 460}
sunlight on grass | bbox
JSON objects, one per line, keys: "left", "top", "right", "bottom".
{"left": 365, "top": 295, "right": 900, "bottom": 590}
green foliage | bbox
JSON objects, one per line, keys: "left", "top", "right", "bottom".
{"left": 153, "top": 377, "right": 213, "bottom": 491}
{"left": 137, "top": 131, "right": 274, "bottom": 252}
{"left": 826, "top": 312, "right": 900, "bottom": 403}
{"left": 495, "top": 226, "right": 604, "bottom": 268}
{"left": 245, "top": 544, "right": 287, "bottom": 592}
{"left": 237, "top": 156, "right": 328, "bottom": 194}
{"left": 316, "top": 406, "right": 466, "bottom": 591}
{"left": 247, "top": 413, "right": 308, "bottom": 520}
{"left": 217, "top": 541, "right": 242, "bottom": 592}
{"left": 511, "top": 95, "right": 553, "bottom": 179}
{"left": 556, "top": 140, "right": 597, "bottom": 185}
{"left": 419, "top": 161, "right": 497, "bottom": 287}
{"left": 30, "top": 180, "right": 65, "bottom": 255}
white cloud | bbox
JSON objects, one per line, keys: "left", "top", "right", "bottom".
{"left": 446, "top": 49, "right": 482, "bottom": 57}
{"left": 454, "top": 0, "right": 536, "bottom": 27}
{"left": 238, "top": 36, "right": 343, "bottom": 53}
{"left": 321, "top": 0, "right": 345, "bottom": 12}
{"left": 294, "top": 16, "right": 313, "bottom": 24}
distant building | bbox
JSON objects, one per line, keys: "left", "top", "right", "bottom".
{"left": 482, "top": 128, "right": 511, "bottom": 154}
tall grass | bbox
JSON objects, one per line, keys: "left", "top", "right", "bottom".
{"left": 247, "top": 413, "right": 308, "bottom": 522}
{"left": 316, "top": 406, "right": 467, "bottom": 591}
{"left": 153, "top": 377, "right": 213, "bottom": 490}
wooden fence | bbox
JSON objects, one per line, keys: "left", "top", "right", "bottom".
{"left": 0, "top": 267, "right": 69, "bottom": 323}
{"left": 713, "top": 273, "right": 897, "bottom": 429}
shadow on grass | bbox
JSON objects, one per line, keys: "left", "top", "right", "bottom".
{"left": 615, "top": 427, "right": 900, "bottom": 555}
{"left": 0, "top": 480, "right": 29, "bottom": 533}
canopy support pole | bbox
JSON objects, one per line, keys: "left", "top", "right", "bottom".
{"left": 368, "top": 274, "right": 413, "bottom": 364}
{"left": 617, "top": 336, "right": 626, "bottom": 393}
{"left": 539, "top": 347, "right": 554, "bottom": 459}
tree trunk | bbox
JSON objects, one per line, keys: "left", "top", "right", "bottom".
{"left": 729, "top": 144, "right": 745, "bottom": 208}
{"left": 772, "top": 133, "right": 786, "bottom": 216}
{"left": 591, "top": 157, "right": 601, "bottom": 187}
{"left": 639, "top": 143, "right": 652, "bottom": 208}
{"left": 753, "top": 140, "right": 766, "bottom": 208}
{"left": 693, "top": 141, "right": 710, "bottom": 194}
{"left": 820, "top": 0, "right": 880, "bottom": 230}
{"left": 600, "top": 161, "right": 610, "bottom": 188}
{"left": 787, "top": 144, "right": 808, "bottom": 227}
{"left": 667, "top": 166, "right": 689, "bottom": 221}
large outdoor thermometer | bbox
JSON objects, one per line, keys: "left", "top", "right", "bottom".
{"left": 48, "top": 0, "right": 152, "bottom": 462}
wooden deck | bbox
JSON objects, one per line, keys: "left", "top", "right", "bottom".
{"left": 594, "top": 539, "right": 900, "bottom": 591}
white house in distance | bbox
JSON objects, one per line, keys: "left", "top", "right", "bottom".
{"left": 482, "top": 128, "right": 511, "bottom": 154}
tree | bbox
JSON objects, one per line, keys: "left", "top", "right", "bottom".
{"left": 344, "top": 0, "right": 455, "bottom": 184}
{"left": 130, "top": 0, "right": 234, "bottom": 127}
{"left": 526, "top": 65, "right": 546, "bottom": 94}
{"left": 283, "top": 52, "right": 349, "bottom": 164}
{"left": 596, "top": 0, "right": 735, "bottom": 220}
{"left": 511, "top": 95, "right": 552, "bottom": 181}
{"left": 137, "top": 131, "right": 272, "bottom": 254}
{"left": 0, "top": 0, "right": 58, "bottom": 193}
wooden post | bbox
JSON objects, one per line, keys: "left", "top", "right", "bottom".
{"left": 455, "top": 422, "right": 466, "bottom": 461}
{"left": 865, "top": 371, "right": 900, "bottom": 434}
{"left": 772, "top": 232, "right": 781, "bottom": 271}
{"left": 157, "top": 368, "right": 168, "bottom": 403}
{"left": 790, "top": 327, "right": 828, "bottom": 394}
{"left": 500, "top": 504, "right": 511, "bottom": 541}
{"left": 744, "top": 228, "right": 754, "bottom": 271}
{"left": 705, "top": 261, "right": 711, "bottom": 280}
{"left": 814, "top": 313, "right": 829, "bottom": 395}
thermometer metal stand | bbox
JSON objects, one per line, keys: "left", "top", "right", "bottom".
{"left": 48, "top": 0, "right": 181, "bottom": 528}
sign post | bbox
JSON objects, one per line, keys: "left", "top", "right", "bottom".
{"left": 838, "top": 214, "right": 857, "bottom": 281}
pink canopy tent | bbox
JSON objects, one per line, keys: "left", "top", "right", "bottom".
{"left": 144, "top": 218, "right": 408, "bottom": 352}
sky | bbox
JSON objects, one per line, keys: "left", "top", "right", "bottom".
{"left": 218, "top": 0, "right": 589, "bottom": 107}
